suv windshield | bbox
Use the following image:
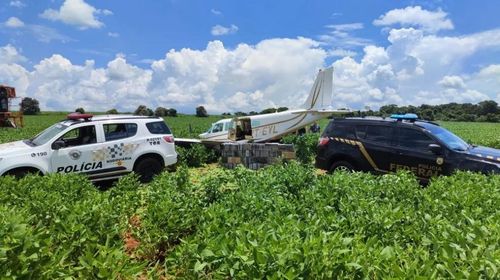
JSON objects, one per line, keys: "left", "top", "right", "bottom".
{"left": 419, "top": 123, "right": 469, "bottom": 151}
{"left": 31, "top": 122, "right": 72, "bottom": 146}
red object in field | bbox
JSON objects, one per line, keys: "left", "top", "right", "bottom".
{"left": 0, "top": 85, "right": 23, "bottom": 128}
{"left": 163, "top": 135, "right": 174, "bottom": 143}
{"left": 318, "top": 137, "right": 330, "bottom": 146}
{"left": 67, "top": 112, "right": 94, "bottom": 120}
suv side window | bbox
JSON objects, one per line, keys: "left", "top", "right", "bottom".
{"left": 104, "top": 123, "right": 137, "bottom": 141}
{"left": 57, "top": 125, "right": 96, "bottom": 147}
{"left": 397, "top": 128, "right": 435, "bottom": 152}
{"left": 330, "top": 124, "right": 355, "bottom": 138}
{"left": 146, "top": 121, "right": 171, "bottom": 134}
{"left": 359, "top": 125, "right": 393, "bottom": 145}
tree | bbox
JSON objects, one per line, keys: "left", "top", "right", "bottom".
{"left": 260, "top": 108, "right": 277, "bottom": 114}
{"left": 106, "top": 109, "right": 118, "bottom": 114}
{"left": 379, "top": 104, "right": 399, "bottom": 116}
{"left": 234, "top": 111, "right": 247, "bottom": 116}
{"left": 196, "top": 106, "right": 208, "bottom": 117}
{"left": 20, "top": 97, "right": 40, "bottom": 115}
{"left": 154, "top": 107, "right": 168, "bottom": 117}
{"left": 75, "top": 108, "right": 85, "bottom": 114}
{"left": 277, "top": 107, "right": 288, "bottom": 112}
{"left": 167, "top": 108, "right": 177, "bottom": 117}
{"left": 134, "top": 105, "right": 154, "bottom": 116}
{"left": 478, "top": 100, "right": 499, "bottom": 115}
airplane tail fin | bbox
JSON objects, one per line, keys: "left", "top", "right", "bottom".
{"left": 302, "top": 67, "right": 333, "bottom": 110}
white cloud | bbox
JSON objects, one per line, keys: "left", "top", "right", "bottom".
{"left": 328, "top": 48, "right": 357, "bottom": 57}
{"left": 40, "top": 0, "right": 111, "bottom": 29}
{"left": 319, "top": 22, "right": 371, "bottom": 49}
{"left": 439, "top": 76, "right": 466, "bottom": 89}
{"left": 0, "top": 39, "right": 325, "bottom": 112}
{"left": 149, "top": 38, "right": 326, "bottom": 112}
{"left": 0, "top": 44, "right": 26, "bottom": 64}
{"left": 373, "top": 6, "right": 454, "bottom": 33}
{"left": 5, "top": 17, "right": 24, "bottom": 28}
{"left": 9, "top": 1, "right": 25, "bottom": 8}
{"left": 325, "top": 23, "right": 363, "bottom": 32}
{"left": 107, "top": 32, "right": 119, "bottom": 38}
{"left": 2, "top": 17, "right": 500, "bottom": 114}
{"left": 211, "top": 9, "right": 222, "bottom": 16}
{"left": 211, "top": 24, "right": 238, "bottom": 36}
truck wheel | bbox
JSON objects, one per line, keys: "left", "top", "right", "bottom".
{"left": 134, "top": 157, "right": 163, "bottom": 183}
{"left": 330, "top": 161, "right": 354, "bottom": 173}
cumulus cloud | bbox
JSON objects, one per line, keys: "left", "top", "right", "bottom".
{"left": 439, "top": 76, "right": 466, "bottom": 89}
{"left": 0, "top": 44, "right": 27, "bottom": 64}
{"left": 0, "top": 39, "right": 326, "bottom": 112}
{"left": 373, "top": 6, "right": 454, "bottom": 33}
{"left": 5, "top": 17, "right": 24, "bottom": 28}
{"left": 211, "top": 24, "right": 238, "bottom": 36}
{"left": 2, "top": 8, "right": 500, "bottom": 114}
{"left": 40, "top": 0, "right": 112, "bottom": 29}
{"left": 107, "top": 32, "right": 119, "bottom": 38}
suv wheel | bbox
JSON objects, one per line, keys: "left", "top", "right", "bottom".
{"left": 134, "top": 157, "right": 163, "bottom": 183}
{"left": 7, "top": 168, "right": 39, "bottom": 179}
{"left": 330, "top": 161, "right": 354, "bottom": 173}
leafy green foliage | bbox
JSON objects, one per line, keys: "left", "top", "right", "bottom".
{"left": 176, "top": 144, "right": 218, "bottom": 167}
{"left": 0, "top": 163, "right": 499, "bottom": 278}
{"left": 1, "top": 114, "right": 500, "bottom": 278}
{"left": 281, "top": 133, "right": 320, "bottom": 164}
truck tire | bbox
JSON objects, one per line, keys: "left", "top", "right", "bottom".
{"left": 134, "top": 157, "right": 163, "bottom": 183}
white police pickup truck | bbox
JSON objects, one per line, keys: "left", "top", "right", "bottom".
{"left": 0, "top": 113, "right": 177, "bottom": 182}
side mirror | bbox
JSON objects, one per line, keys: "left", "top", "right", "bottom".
{"left": 428, "top": 144, "right": 442, "bottom": 155}
{"left": 52, "top": 140, "right": 66, "bottom": 150}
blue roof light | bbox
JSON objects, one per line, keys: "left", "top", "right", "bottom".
{"left": 390, "top": 113, "right": 418, "bottom": 120}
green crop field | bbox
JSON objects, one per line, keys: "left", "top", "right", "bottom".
{"left": 0, "top": 114, "right": 499, "bottom": 278}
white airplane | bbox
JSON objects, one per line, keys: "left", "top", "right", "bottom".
{"left": 197, "top": 67, "right": 349, "bottom": 143}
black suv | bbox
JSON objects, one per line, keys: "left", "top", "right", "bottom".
{"left": 315, "top": 115, "right": 500, "bottom": 181}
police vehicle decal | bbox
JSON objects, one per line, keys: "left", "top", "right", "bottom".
{"left": 333, "top": 137, "right": 381, "bottom": 171}
{"left": 57, "top": 161, "right": 103, "bottom": 173}
{"left": 92, "top": 143, "right": 139, "bottom": 163}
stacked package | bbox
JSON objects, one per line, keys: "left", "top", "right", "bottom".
{"left": 220, "top": 143, "right": 296, "bottom": 169}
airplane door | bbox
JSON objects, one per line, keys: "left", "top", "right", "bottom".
{"left": 50, "top": 125, "right": 105, "bottom": 174}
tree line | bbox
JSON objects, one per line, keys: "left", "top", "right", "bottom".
{"left": 17, "top": 97, "right": 500, "bottom": 122}
{"left": 371, "top": 100, "right": 500, "bottom": 122}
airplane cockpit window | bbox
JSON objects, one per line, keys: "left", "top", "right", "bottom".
{"left": 212, "top": 123, "right": 223, "bottom": 133}
{"left": 223, "top": 121, "right": 232, "bottom": 132}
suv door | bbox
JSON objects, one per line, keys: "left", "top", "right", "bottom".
{"left": 391, "top": 126, "right": 445, "bottom": 179}
{"left": 355, "top": 124, "right": 395, "bottom": 173}
{"left": 50, "top": 125, "right": 104, "bottom": 174}
{"left": 100, "top": 122, "right": 139, "bottom": 173}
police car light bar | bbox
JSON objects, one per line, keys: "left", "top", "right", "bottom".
{"left": 67, "top": 113, "right": 93, "bottom": 121}
{"left": 390, "top": 113, "right": 418, "bottom": 121}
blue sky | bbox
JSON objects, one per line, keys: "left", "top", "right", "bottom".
{"left": 1, "top": 0, "right": 500, "bottom": 113}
